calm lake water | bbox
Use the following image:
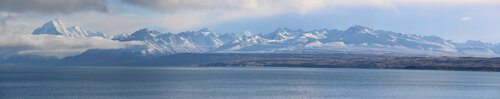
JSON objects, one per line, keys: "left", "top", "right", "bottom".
{"left": 1, "top": 66, "right": 499, "bottom": 99}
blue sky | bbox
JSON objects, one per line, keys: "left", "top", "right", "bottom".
{"left": 209, "top": 4, "right": 500, "bottom": 42}
{"left": 118, "top": 0, "right": 500, "bottom": 42}
{"left": 0, "top": 0, "right": 499, "bottom": 43}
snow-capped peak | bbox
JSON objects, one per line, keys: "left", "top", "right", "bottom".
{"left": 277, "top": 28, "right": 288, "bottom": 33}
{"left": 32, "top": 19, "right": 69, "bottom": 35}
{"left": 196, "top": 28, "right": 215, "bottom": 36}
{"left": 262, "top": 28, "right": 296, "bottom": 40}
{"left": 32, "top": 19, "right": 107, "bottom": 39}
{"left": 115, "top": 28, "right": 161, "bottom": 41}
{"left": 134, "top": 28, "right": 160, "bottom": 35}
{"left": 32, "top": 20, "right": 500, "bottom": 56}
{"left": 68, "top": 26, "right": 82, "bottom": 32}
{"left": 345, "top": 25, "right": 375, "bottom": 34}
{"left": 243, "top": 31, "right": 253, "bottom": 37}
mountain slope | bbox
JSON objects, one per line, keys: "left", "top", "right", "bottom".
{"left": 113, "top": 28, "right": 235, "bottom": 55}
{"left": 32, "top": 19, "right": 107, "bottom": 38}
{"left": 71, "top": 25, "right": 500, "bottom": 57}
{"left": 216, "top": 25, "right": 458, "bottom": 54}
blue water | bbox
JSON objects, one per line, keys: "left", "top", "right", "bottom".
{"left": 1, "top": 66, "right": 499, "bottom": 99}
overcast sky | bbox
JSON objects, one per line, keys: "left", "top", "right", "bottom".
{"left": 0, "top": 0, "right": 499, "bottom": 43}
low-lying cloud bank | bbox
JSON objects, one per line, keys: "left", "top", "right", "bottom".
{"left": 0, "top": 33, "right": 143, "bottom": 58}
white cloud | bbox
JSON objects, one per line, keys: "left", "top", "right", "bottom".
{"left": 0, "top": 0, "right": 108, "bottom": 14}
{"left": 119, "top": 0, "right": 334, "bottom": 32}
{"left": 461, "top": 17, "right": 472, "bottom": 21}
{"left": 0, "top": 13, "right": 144, "bottom": 58}
{"left": 5, "top": 0, "right": 494, "bottom": 34}
{"left": 122, "top": 0, "right": 334, "bottom": 14}
{"left": 60, "top": 12, "right": 158, "bottom": 35}
{"left": 121, "top": 0, "right": 500, "bottom": 14}
{"left": 0, "top": 29, "right": 143, "bottom": 57}
{"left": 1, "top": 34, "right": 143, "bottom": 58}
{"left": 389, "top": 0, "right": 500, "bottom": 4}
{"left": 117, "top": 0, "right": 500, "bottom": 32}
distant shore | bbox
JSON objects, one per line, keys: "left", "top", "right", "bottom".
{"left": 3, "top": 53, "right": 500, "bottom": 72}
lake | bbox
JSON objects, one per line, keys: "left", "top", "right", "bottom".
{"left": 1, "top": 66, "right": 499, "bottom": 99}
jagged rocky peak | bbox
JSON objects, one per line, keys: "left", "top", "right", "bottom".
{"left": 115, "top": 28, "right": 161, "bottom": 41}
{"left": 218, "top": 33, "right": 240, "bottom": 44}
{"left": 67, "top": 26, "right": 85, "bottom": 34}
{"left": 276, "top": 27, "right": 288, "bottom": 33}
{"left": 274, "top": 27, "right": 303, "bottom": 34}
{"left": 68, "top": 26, "right": 80, "bottom": 31}
{"left": 177, "top": 28, "right": 218, "bottom": 37}
{"left": 345, "top": 25, "right": 375, "bottom": 33}
{"left": 32, "top": 19, "right": 88, "bottom": 38}
{"left": 198, "top": 28, "right": 217, "bottom": 36}
{"left": 32, "top": 19, "right": 110, "bottom": 39}
{"left": 262, "top": 27, "right": 295, "bottom": 40}
{"left": 133, "top": 28, "right": 161, "bottom": 35}
{"left": 243, "top": 31, "right": 253, "bottom": 36}
{"left": 32, "top": 19, "right": 68, "bottom": 35}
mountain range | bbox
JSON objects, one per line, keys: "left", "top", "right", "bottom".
{"left": 27, "top": 19, "right": 500, "bottom": 56}
{"left": 2, "top": 19, "right": 500, "bottom": 66}
{"left": 103, "top": 23, "right": 498, "bottom": 57}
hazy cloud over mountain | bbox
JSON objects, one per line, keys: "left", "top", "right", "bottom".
{"left": 0, "top": 34, "right": 143, "bottom": 57}
{"left": 0, "top": 18, "right": 143, "bottom": 58}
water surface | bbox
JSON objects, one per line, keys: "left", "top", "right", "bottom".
{"left": 1, "top": 66, "right": 499, "bottom": 99}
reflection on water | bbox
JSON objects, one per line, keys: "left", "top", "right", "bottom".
{"left": 1, "top": 66, "right": 500, "bottom": 99}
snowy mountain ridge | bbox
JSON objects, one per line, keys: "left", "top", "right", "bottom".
{"left": 32, "top": 19, "right": 108, "bottom": 38}
{"left": 30, "top": 20, "right": 500, "bottom": 57}
{"left": 107, "top": 25, "right": 500, "bottom": 56}
{"left": 112, "top": 28, "right": 225, "bottom": 55}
